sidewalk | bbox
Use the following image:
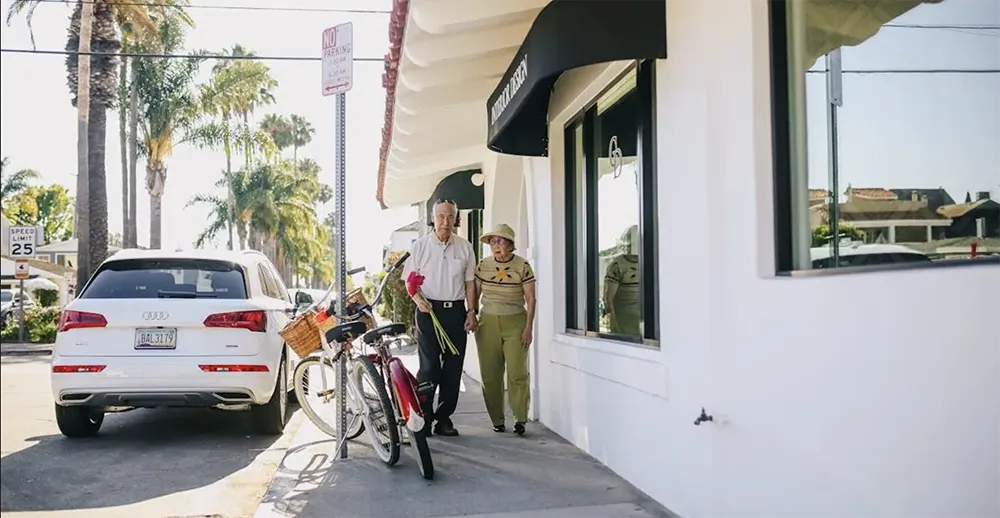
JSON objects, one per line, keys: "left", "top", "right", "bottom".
{"left": 255, "top": 370, "right": 672, "bottom": 518}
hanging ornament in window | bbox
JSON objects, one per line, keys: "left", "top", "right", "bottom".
{"left": 608, "top": 135, "right": 624, "bottom": 179}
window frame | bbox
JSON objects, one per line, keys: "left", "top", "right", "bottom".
{"left": 768, "top": 0, "right": 1000, "bottom": 276}
{"left": 564, "top": 59, "right": 660, "bottom": 346}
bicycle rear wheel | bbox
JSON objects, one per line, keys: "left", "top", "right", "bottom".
{"left": 293, "top": 356, "right": 364, "bottom": 440}
{"left": 354, "top": 356, "right": 400, "bottom": 466}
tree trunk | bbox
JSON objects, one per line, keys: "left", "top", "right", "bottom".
{"left": 237, "top": 222, "right": 248, "bottom": 251}
{"left": 88, "top": 101, "right": 110, "bottom": 275}
{"left": 128, "top": 59, "right": 139, "bottom": 249}
{"left": 150, "top": 193, "right": 162, "bottom": 249}
{"left": 118, "top": 57, "right": 129, "bottom": 248}
{"left": 225, "top": 147, "right": 235, "bottom": 250}
{"left": 74, "top": 0, "right": 95, "bottom": 285}
{"left": 146, "top": 160, "right": 166, "bottom": 249}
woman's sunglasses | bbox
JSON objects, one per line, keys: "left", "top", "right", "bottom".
{"left": 489, "top": 237, "right": 509, "bottom": 246}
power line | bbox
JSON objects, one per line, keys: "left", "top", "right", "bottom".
{"left": 807, "top": 69, "right": 999, "bottom": 74}
{"left": 0, "top": 47, "right": 384, "bottom": 61}
{"left": 31, "top": 0, "right": 391, "bottom": 15}
{"left": 884, "top": 23, "right": 1000, "bottom": 30}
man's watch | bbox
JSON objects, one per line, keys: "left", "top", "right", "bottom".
{"left": 468, "top": 308, "right": 478, "bottom": 316}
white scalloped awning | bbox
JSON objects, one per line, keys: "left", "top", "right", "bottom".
{"left": 379, "top": 0, "right": 550, "bottom": 209}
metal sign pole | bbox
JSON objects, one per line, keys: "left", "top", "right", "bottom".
{"left": 335, "top": 91, "right": 348, "bottom": 459}
{"left": 322, "top": 20, "right": 353, "bottom": 460}
{"left": 18, "top": 278, "right": 26, "bottom": 343}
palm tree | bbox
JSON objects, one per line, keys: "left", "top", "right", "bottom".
{"left": 0, "top": 157, "right": 40, "bottom": 201}
{"left": 116, "top": 3, "right": 193, "bottom": 249}
{"left": 288, "top": 114, "right": 314, "bottom": 165}
{"left": 6, "top": 0, "right": 168, "bottom": 279}
{"left": 194, "top": 45, "right": 278, "bottom": 249}
{"left": 259, "top": 114, "right": 293, "bottom": 155}
{"left": 133, "top": 13, "right": 205, "bottom": 248}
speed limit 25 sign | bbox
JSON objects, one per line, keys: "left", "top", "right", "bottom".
{"left": 8, "top": 226, "right": 38, "bottom": 258}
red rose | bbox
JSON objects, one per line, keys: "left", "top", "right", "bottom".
{"left": 406, "top": 271, "right": 424, "bottom": 297}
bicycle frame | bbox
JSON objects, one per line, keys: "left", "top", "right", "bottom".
{"left": 366, "top": 338, "right": 425, "bottom": 434}
{"left": 314, "top": 318, "right": 380, "bottom": 456}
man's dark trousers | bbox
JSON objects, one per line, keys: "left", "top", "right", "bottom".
{"left": 414, "top": 299, "right": 468, "bottom": 428}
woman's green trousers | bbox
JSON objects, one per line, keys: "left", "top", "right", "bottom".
{"left": 475, "top": 312, "right": 530, "bottom": 425}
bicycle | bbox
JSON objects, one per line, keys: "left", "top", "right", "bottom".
{"left": 289, "top": 252, "right": 434, "bottom": 480}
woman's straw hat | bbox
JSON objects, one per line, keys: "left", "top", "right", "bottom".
{"left": 481, "top": 223, "right": 516, "bottom": 248}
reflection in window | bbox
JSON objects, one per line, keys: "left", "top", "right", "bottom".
{"left": 780, "top": 0, "right": 1000, "bottom": 270}
{"left": 565, "top": 62, "right": 658, "bottom": 345}
{"left": 566, "top": 123, "right": 587, "bottom": 330}
{"left": 596, "top": 73, "right": 642, "bottom": 339}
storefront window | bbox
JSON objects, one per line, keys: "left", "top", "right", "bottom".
{"left": 564, "top": 61, "right": 658, "bottom": 345}
{"left": 771, "top": 0, "right": 1000, "bottom": 272}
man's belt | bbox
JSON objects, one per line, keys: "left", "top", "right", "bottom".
{"left": 427, "top": 299, "right": 465, "bottom": 309}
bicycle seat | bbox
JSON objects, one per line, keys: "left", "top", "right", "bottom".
{"left": 362, "top": 323, "right": 406, "bottom": 345}
{"left": 325, "top": 321, "right": 368, "bottom": 344}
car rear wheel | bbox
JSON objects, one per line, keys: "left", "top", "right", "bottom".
{"left": 55, "top": 404, "right": 104, "bottom": 438}
{"left": 251, "top": 355, "right": 288, "bottom": 435}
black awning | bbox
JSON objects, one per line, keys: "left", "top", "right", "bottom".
{"left": 425, "top": 169, "right": 485, "bottom": 225}
{"left": 486, "top": 0, "right": 666, "bottom": 157}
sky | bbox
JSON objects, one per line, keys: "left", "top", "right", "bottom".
{"left": 0, "top": 0, "right": 417, "bottom": 273}
{"left": 804, "top": 0, "right": 1000, "bottom": 202}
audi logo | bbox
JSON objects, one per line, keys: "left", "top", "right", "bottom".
{"left": 141, "top": 311, "right": 170, "bottom": 321}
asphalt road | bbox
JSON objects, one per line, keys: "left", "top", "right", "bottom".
{"left": 0, "top": 354, "right": 301, "bottom": 518}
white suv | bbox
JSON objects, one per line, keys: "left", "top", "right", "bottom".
{"left": 51, "top": 249, "right": 298, "bottom": 438}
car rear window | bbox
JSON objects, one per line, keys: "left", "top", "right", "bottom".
{"left": 81, "top": 259, "right": 248, "bottom": 299}
{"left": 0, "top": 291, "right": 12, "bottom": 302}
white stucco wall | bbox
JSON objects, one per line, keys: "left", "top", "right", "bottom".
{"left": 516, "top": 1, "right": 999, "bottom": 517}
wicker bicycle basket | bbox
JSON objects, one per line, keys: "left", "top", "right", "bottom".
{"left": 280, "top": 288, "right": 374, "bottom": 359}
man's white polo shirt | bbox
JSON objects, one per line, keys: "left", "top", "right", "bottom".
{"left": 401, "top": 232, "right": 476, "bottom": 302}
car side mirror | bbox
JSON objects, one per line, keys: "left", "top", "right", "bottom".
{"left": 295, "top": 291, "right": 313, "bottom": 306}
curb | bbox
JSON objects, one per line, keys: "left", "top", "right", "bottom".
{"left": 253, "top": 411, "right": 330, "bottom": 518}
{"left": 0, "top": 345, "right": 53, "bottom": 357}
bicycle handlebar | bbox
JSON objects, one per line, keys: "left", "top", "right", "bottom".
{"left": 298, "top": 252, "right": 411, "bottom": 323}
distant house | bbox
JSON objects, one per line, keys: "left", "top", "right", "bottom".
{"left": 34, "top": 238, "right": 122, "bottom": 270}
{"left": 809, "top": 186, "right": 999, "bottom": 258}
{"left": 937, "top": 191, "right": 1000, "bottom": 240}
{"left": 810, "top": 186, "right": 953, "bottom": 244}
{"left": 387, "top": 221, "right": 422, "bottom": 253}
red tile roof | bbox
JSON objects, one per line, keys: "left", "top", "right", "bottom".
{"left": 376, "top": 0, "right": 410, "bottom": 210}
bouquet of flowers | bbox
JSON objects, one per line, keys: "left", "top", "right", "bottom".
{"left": 406, "top": 271, "right": 460, "bottom": 355}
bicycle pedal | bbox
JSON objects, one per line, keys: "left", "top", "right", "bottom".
{"left": 317, "top": 389, "right": 335, "bottom": 398}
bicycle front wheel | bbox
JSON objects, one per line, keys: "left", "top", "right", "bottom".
{"left": 293, "top": 356, "right": 364, "bottom": 440}
{"left": 354, "top": 356, "right": 400, "bottom": 466}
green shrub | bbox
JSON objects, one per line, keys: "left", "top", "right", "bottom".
{"left": 1, "top": 307, "right": 62, "bottom": 343}
{"left": 30, "top": 320, "right": 58, "bottom": 343}
{"left": 0, "top": 319, "right": 18, "bottom": 341}
{"left": 380, "top": 251, "right": 417, "bottom": 336}
{"left": 35, "top": 288, "right": 60, "bottom": 308}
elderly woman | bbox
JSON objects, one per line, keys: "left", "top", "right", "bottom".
{"left": 474, "top": 223, "right": 536, "bottom": 436}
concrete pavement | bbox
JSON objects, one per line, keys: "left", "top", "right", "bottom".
{"left": 0, "top": 354, "right": 301, "bottom": 518}
{"left": 255, "top": 364, "right": 672, "bottom": 518}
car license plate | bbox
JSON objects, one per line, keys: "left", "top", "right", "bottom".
{"left": 135, "top": 328, "right": 177, "bottom": 350}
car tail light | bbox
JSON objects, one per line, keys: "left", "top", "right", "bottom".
{"left": 52, "top": 365, "right": 106, "bottom": 373}
{"left": 203, "top": 311, "right": 267, "bottom": 332}
{"left": 199, "top": 365, "right": 270, "bottom": 373}
{"left": 59, "top": 310, "right": 108, "bottom": 332}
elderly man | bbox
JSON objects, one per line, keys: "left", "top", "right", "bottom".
{"left": 402, "top": 199, "right": 478, "bottom": 437}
